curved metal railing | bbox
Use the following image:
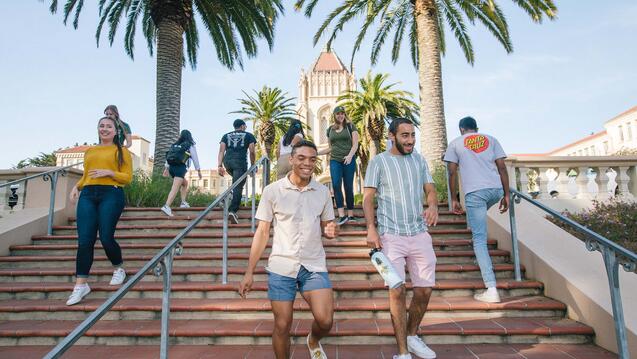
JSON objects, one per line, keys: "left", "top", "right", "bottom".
{"left": 43, "top": 157, "right": 271, "bottom": 359}
{"left": 508, "top": 188, "right": 636, "bottom": 359}
{"left": 0, "top": 162, "right": 84, "bottom": 235}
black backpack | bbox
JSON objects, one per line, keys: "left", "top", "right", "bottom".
{"left": 166, "top": 143, "right": 191, "bottom": 165}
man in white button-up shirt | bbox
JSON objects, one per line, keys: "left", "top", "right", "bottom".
{"left": 239, "top": 140, "right": 337, "bottom": 359}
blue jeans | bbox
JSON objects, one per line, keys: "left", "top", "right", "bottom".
{"left": 330, "top": 157, "right": 356, "bottom": 210}
{"left": 76, "top": 185, "right": 125, "bottom": 278}
{"left": 267, "top": 266, "right": 332, "bottom": 301}
{"left": 465, "top": 188, "right": 504, "bottom": 288}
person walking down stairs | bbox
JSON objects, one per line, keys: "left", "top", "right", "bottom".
{"left": 66, "top": 116, "right": 133, "bottom": 306}
{"left": 363, "top": 118, "right": 439, "bottom": 359}
{"left": 161, "top": 130, "right": 202, "bottom": 217}
{"left": 444, "top": 116, "right": 511, "bottom": 303}
{"left": 239, "top": 140, "right": 338, "bottom": 359}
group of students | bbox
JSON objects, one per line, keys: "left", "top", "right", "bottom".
{"left": 65, "top": 104, "right": 510, "bottom": 359}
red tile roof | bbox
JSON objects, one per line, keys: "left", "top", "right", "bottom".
{"left": 548, "top": 130, "right": 607, "bottom": 155}
{"left": 313, "top": 50, "right": 347, "bottom": 72}
{"left": 605, "top": 105, "right": 637, "bottom": 124}
{"left": 55, "top": 145, "right": 91, "bottom": 154}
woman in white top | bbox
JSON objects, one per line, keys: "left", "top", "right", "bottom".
{"left": 276, "top": 119, "right": 305, "bottom": 179}
{"left": 161, "top": 130, "right": 202, "bottom": 216}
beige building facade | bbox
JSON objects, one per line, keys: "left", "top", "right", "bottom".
{"left": 185, "top": 168, "right": 264, "bottom": 197}
{"left": 54, "top": 135, "right": 153, "bottom": 172}
{"left": 549, "top": 105, "right": 637, "bottom": 156}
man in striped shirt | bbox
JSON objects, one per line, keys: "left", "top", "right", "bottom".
{"left": 363, "top": 118, "right": 439, "bottom": 359}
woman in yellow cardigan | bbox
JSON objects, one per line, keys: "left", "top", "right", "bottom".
{"left": 66, "top": 116, "right": 133, "bottom": 306}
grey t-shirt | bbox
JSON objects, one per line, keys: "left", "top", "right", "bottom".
{"left": 443, "top": 133, "right": 506, "bottom": 194}
{"left": 364, "top": 151, "right": 434, "bottom": 236}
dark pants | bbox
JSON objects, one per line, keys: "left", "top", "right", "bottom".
{"left": 75, "top": 185, "right": 125, "bottom": 278}
{"left": 224, "top": 159, "right": 247, "bottom": 214}
{"left": 330, "top": 157, "right": 356, "bottom": 210}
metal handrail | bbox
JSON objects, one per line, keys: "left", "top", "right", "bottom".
{"left": 0, "top": 162, "right": 84, "bottom": 235}
{"left": 508, "top": 188, "right": 636, "bottom": 359}
{"left": 43, "top": 157, "right": 271, "bottom": 359}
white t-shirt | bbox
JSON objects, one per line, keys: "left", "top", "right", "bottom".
{"left": 444, "top": 133, "right": 506, "bottom": 194}
{"left": 279, "top": 133, "right": 304, "bottom": 156}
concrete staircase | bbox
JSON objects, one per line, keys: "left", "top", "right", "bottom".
{"left": 0, "top": 206, "right": 617, "bottom": 358}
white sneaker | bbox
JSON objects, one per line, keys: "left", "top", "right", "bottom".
{"left": 66, "top": 284, "right": 91, "bottom": 306}
{"left": 473, "top": 288, "right": 501, "bottom": 303}
{"left": 307, "top": 333, "right": 327, "bottom": 359}
{"left": 161, "top": 205, "right": 173, "bottom": 217}
{"left": 393, "top": 354, "right": 412, "bottom": 359}
{"left": 180, "top": 201, "right": 190, "bottom": 208}
{"left": 109, "top": 268, "right": 126, "bottom": 285}
{"left": 407, "top": 335, "right": 436, "bottom": 358}
{"left": 228, "top": 212, "right": 239, "bottom": 224}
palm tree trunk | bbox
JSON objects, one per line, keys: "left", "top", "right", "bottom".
{"left": 370, "top": 139, "right": 381, "bottom": 158}
{"left": 414, "top": 0, "right": 447, "bottom": 167}
{"left": 152, "top": 19, "right": 183, "bottom": 176}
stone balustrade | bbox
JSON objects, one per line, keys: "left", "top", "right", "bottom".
{"left": 506, "top": 156, "right": 637, "bottom": 201}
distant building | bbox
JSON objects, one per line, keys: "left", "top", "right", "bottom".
{"left": 55, "top": 135, "right": 153, "bottom": 172}
{"left": 184, "top": 168, "right": 264, "bottom": 196}
{"left": 548, "top": 106, "right": 637, "bottom": 156}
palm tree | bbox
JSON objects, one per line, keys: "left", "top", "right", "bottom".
{"left": 232, "top": 86, "right": 297, "bottom": 159}
{"left": 295, "top": 0, "right": 557, "bottom": 166}
{"left": 338, "top": 71, "right": 418, "bottom": 173}
{"left": 44, "top": 1, "right": 284, "bottom": 175}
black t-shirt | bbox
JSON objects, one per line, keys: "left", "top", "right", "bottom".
{"left": 220, "top": 130, "right": 256, "bottom": 163}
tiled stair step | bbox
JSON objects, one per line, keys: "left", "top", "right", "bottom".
{"left": 116, "top": 206, "right": 451, "bottom": 216}
{"left": 0, "top": 279, "right": 544, "bottom": 300}
{"left": 31, "top": 229, "right": 474, "bottom": 244}
{"left": 0, "top": 318, "right": 595, "bottom": 346}
{"left": 10, "top": 239, "right": 498, "bottom": 256}
{"left": 0, "top": 263, "right": 524, "bottom": 282}
{"left": 0, "top": 250, "right": 512, "bottom": 268}
{"left": 0, "top": 296, "right": 566, "bottom": 321}
{"left": 53, "top": 219, "right": 468, "bottom": 234}
{"left": 0, "top": 343, "right": 618, "bottom": 359}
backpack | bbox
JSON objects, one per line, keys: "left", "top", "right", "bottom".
{"left": 166, "top": 143, "right": 191, "bottom": 165}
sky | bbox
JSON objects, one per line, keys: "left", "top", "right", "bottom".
{"left": 1, "top": 1, "right": 636, "bottom": 169}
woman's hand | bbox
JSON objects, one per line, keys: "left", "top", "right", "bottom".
{"left": 89, "top": 169, "right": 115, "bottom": 178}
{"left": 343, "top": 153, "right": 354, "bottom": 165}
{"left": 69, "top": 186, "right": 79, "bottom": 204}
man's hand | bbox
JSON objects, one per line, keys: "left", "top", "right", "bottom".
{"left": 238, "top": 273, "right": 253, "bottom": 299}
{"left": 218, "top": 166, "right": 226, "bottom": 177}
{"left": 423, "top": 206, "right": 439, "bottom": 227}
{"left": 452, "top": 199, "right": 464, "bottom": 215}
{"left": 366, "top": 227, "right": 382, "bottom": 249}
{"left": 323, "top": 221, "right": 338, "bottom": 239}
{"left": 197, "top": 170, "right": 202, "bottom": 180}
{"left": 162, "top": 168, "right": 169, "bottom": 177}
{"left": 499, "top": 194, "right": 510, "bottom": 213}
{"left": 89, "top": 169, "right": 114, "bottom": 178}
{"left": 69, "top": 187, "right": 79, "bottom": 204}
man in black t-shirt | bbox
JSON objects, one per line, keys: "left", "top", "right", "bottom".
{"left": 218, "top": 119, "right": 257, "bottom": 223}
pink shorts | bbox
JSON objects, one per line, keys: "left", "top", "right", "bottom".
{"left": 381, "top": 232, "right": 437, "bottom": 287}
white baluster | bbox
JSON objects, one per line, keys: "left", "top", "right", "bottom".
{"left": 597, "top": 167, "right": 611, "bottom": 201}
{"left": 586, "top": 169, "right": 599, "bottom": 198}
{"left": 519, "top": 167, "right": 530, "bottom": 195}
{"left": 617, "top": 166, "right": 634, "bottom": 199}
{"left": 538, "top": 167, "right": 551, "bottom": 199}
{"left": 576, "top": 167, "right": 591, "bottom": 199}
{"left": 507, "top": 164, "right": 517, "bottom": 190}
{"left": 557, "top": 167, "right": 571, "bottom": 199}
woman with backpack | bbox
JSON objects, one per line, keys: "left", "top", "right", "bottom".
{"left": 161, "top": 130, "right": 202, "bottom": 217}
{"left": 104, "top": 105, "right": 132, "bottom": 148}
{"left": 276, "top": 119, "right": 305, "bottom": 180}
{"left": 66, "top": 116, "right": 133, "bottom": 306}
{"left": 319, "top": 106, "right": 359, "bottom": 225}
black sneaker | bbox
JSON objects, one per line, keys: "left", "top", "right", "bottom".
{"left": 347, "top": 216, "right": 360, "bottom": 223}
{"left": 336, "top": 216, "right": 349, "bottom": 225}
{"left": 228, "top": 212, "right": 239, "bottom": 224}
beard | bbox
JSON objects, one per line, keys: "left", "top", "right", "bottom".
{"left": 394, "top": 140, "right": 414, "bottom": 155}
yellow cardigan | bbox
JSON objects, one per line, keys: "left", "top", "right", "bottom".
{"left": 75, "top": 145, "right": 133, "bottom": 189}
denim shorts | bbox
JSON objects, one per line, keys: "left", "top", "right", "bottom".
{"left": 267, "top": 266, "right": 332, "bottom": 301}
{"left": 168, "top": 164, "right": 187, "bottom": 178}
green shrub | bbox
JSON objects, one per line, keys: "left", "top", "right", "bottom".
{"left": 431, "top": 164, "right": 449, "bottom": 203}
{"left": 546, "top": 199, "right": 637, "bottom": 253}
{"left": 125, "top": 170, "right": 216, "bottom": 207}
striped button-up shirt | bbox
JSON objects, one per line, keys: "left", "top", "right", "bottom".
{"left": 364, "top": 151, "right": 434, "bottom": 236}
